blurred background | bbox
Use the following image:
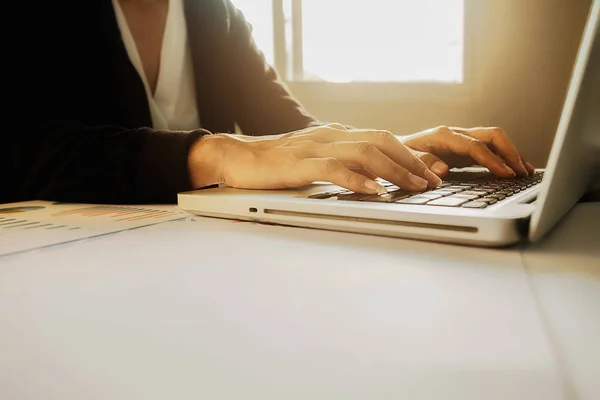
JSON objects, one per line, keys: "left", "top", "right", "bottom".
{"left": 232, "top": 0, "right": 592, "bottom": 166}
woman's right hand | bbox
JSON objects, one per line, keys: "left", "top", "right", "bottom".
{"left": 188, "top": 124, "right": 442, "bottom": 194}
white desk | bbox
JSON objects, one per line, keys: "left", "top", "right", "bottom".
{"left": 0, "top": 203, "right": 598, "bottom": 400}
{"left": 523, "top": 202, "right": 600, "bottom": 400}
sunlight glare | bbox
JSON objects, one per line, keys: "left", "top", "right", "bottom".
{"left": 232, "top": 0, "right": 463, "bottom": 83}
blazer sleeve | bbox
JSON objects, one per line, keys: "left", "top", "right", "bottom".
{"left": 7, "top": 123, "right": 209, "bottom": 205}
{"left": 221, "top": 0, "right": 320, "bottom": 135}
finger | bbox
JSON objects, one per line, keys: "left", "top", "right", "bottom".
{"left": 449, "top": 126, "right": 468, "bottom": 133}
{"left": 324, "top": 129, "right": 442, "bottom": 187}
{"left": 446, "top": 133, "right": 517, "bottom": 178}
{"left": 465, "top": 128, "right": 529, "bottom": 176}
{"left": 413, "top": 151, "right": 450, "bottom": 178}
{"left": 305, "top": 141, "right": 431, "bottom": 191}
{"left": 352, "top": 169, "right": 378, "bottom": 180}
{"left": 301, "top": 158, "right": 386, "bottom": 194}
{"left": 523, "top": 158, "right": 536, "bottom": 175}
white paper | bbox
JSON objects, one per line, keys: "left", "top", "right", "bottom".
{"left": 0, "top": 201, "right": 184, "bottom": 256}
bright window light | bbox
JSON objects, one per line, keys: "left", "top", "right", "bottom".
{"left": 232, "top": 0, "right": 464, "bottom": 83}
{"left": 231, "top": 0, "right": 275, "bottom": 65}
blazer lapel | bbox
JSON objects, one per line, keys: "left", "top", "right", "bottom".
{"left": 100, "top": 0, "right": 153, "bottom": 129}
{"left": 184, "top": 0, "right": 235, "bottom": 133}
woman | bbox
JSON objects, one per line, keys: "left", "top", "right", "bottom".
{"left": 5, "top": 0, "right": 533, "bottom": 204}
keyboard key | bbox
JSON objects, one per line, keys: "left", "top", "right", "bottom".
{"left": 486, "top": 194, "right": 506, "bottom": 200}
{"left": 309, "top": 190, "right": 348, "bottom": 199}
{"left": 364, "top": 191, "right": 411, "bottom": 203}
{"left": 377, "top": 180, "right": 396, "bottom": 187}
{"left": 460, "top": 190, "right": 489, "bottom": 196}
{"left": 427, "top": 189, "right": 455, "bottom": 196}
{"left": 308, "top": 192, "right": 332, "bottom": 199}
{"left": 396, "top": 196, "right": 431, "bottom": 205}
{"left": 441, "top": 188, "right": 465, "bottom": 193}
{"left": 455, "top": 183, "right": 475, "bottom": 187}
{"left": 462, "top": 201, "right": 489, "bottom": 209}
{"left": 479, "top": 197, "right": 498, "bottom": 205}
{"left": 419, "top": 193, "right": 444, "bottom": 200}
{"left": 337, "top": 192, "right": 380, "bottom": 201}
{"left": 453, "top": 194, "right": 480, "bottom": 200}
{"left": 427, "top": 197, "right": 470, "bottom": 207}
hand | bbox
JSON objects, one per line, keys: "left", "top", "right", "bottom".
{"left": 188, "top": 124, "right": 442, "bottom": 194}
{"left": 401, "top": 126, "right": 536, "bottom": 178}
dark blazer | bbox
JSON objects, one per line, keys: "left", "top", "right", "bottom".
{"left": 5, "top": 0, "right": 317, "bottom": 204}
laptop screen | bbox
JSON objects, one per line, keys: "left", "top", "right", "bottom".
{"left": 529, "top": 0, "right": 600, "bottom": 241}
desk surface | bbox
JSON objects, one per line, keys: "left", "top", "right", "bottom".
{"left": 0, "top": 203, "right": 598, "bottom": 400}
{"left": 523, "top": 202, "right": 600, "bottom": 400}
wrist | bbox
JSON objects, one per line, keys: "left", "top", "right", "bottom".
{"left": 187, "top": 134, "right": 228, "bottom": 189}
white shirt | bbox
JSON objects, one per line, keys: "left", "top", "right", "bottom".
{"left": 112, "top": 0, "right": 201, "bottom": 131}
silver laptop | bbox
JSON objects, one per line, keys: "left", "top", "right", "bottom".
{"left": 179, "top": 1, "right": 599, "bottom": 247}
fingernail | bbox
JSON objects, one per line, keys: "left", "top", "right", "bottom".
{"left": 425, "top": 170, "right": 443, "bottom": 187}
{"left": 364, "top": 180, "right": 387, "bottom": 194}
{"left": 431, "top": 161, "right": 448, "bottom": 177}
{"left": 518, "top": 159, "right": 528, "bottom": 175}
{"left": 408, "top": 173, "right": 429, "bottom": 189}
{"left": 504, "top": 164, "right": 516, "bottom": 177}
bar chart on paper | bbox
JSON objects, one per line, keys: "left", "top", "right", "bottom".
{"left": 0, "top": 202, "right": 184, "bottom": 256}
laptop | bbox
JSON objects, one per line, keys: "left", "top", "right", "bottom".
{"left": 179, "top": 1, "right": 599, "bottom": 247}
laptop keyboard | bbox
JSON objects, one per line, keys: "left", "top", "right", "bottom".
{"left": 307, "top": 171, "right": 544, "bottom": 209}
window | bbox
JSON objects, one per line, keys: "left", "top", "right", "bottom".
{"left": 233, "top": 0, "right": 464, "bottom": 84}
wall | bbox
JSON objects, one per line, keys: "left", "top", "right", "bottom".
{"left": 291, "top": 0, "right": 593, "bottom": 166}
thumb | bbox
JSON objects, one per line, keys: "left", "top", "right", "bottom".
{"left": 411, "top": 150, "right": 449, "bottom": 178}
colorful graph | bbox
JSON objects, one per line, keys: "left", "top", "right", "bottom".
{"left": 0, "top": 216, "right": 79, "bottom": 232}
{"left": 51, "top": 205, "right": 180, "bottom": 222}
{"left": 0, "top": 201, "right": 184, "bottom": 256}
{"left": 0, "top": 206, "right": 45, "bottom": 214}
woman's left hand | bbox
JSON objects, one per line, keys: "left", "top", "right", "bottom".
{"left": 401, "top": 126, "right": 536, "bottom": 178}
